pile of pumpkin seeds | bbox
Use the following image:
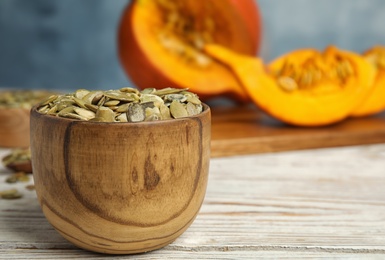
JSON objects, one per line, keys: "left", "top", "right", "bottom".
{"left": 37, "top": 87, "right": 203, "bottom": 122}
{"left": 2, "top": 148, "right": 31, "bottom": 166}
{"left": 1, "top": 149, "right": 34, "bottom": 200}
{"left": 2, "top": 148, "right": 32, "bottom": 172}
{"left": 0, "top": 89, "right": 56, "bottom": 109}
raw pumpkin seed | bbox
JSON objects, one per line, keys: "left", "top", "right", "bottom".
{"left": 277, "top": 77, "right": 298, "bottom": 92}
{"left": 170, "top": 100, "right": 188, "bottom": 118}
{"left": 140, "top": 94, "right": 163, "bottom": 106}
{"left": 154, "top": 87, "right": 188, "bottom": 96}
{"left": 25, "top": 185, "right": 36, "bottom": 191}
{"left": 73, "top": 107, "right": 95, "bottom": 120}
{"left": 116, "top": 113, "right": 128, "bottom": 122}
{"left": 0, "top": 189, "right": 23, "bottom": 200}
{"left": 95, "top": 106, "right": 116, "bottom": 122}
{"left": 74, "top": 89, "right": 90, "bottom": 99}
{"left": 104, "top": 100, "right": 120, "bottom": 107}
{"left": 186, "top": 102, "right": 202, "bottom": 116}
{"left": 165, "top": 94, "right": 187, "bottom": 103}
{"left": 127, "top": 103, "right": 146, "bottom": 122}
{"left": 120, "top": 87, "right": 140, "bottom": 94}
{"left": 159, "top": 103, "right": 172, "bottom": 119}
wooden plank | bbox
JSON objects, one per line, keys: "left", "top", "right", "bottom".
{"left": 211, "top": 105, "right": 385, "bottom": 157}
{"left": 1, "top": 144, "right": 385, "bottom": 258}
{"left": 0, "top": 249, "right": 383, "bottom": 259}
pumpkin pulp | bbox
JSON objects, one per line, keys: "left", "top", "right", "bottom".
{"left": 351, "top": 46, "right": 385, "bottom": 117}
{"left": 119, "top": 0, "right": 261, "bottom": 101}
{"left": 204, "top": 44, "right": 375, "bottom": 126}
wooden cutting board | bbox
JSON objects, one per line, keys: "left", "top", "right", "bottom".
{"left": 210, "top": 105, "right": 385, "bottom": 157}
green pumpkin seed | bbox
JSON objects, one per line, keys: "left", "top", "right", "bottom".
{"left": 140, "top": 88, "right": 156, "bottom": 94}
{"left": 116, "top": 103, "right": 130, "bottom": 113}
{"left": 185, "top": 94, "right": 201, "bottom": 105}
{"left": 0, "top": 189, "right": 23, "bottom": 200}
{"left": 116, "top": 113, "right": 128, "bottom": 122}
{"left": 95, "top": 106, "right": 115, "bottom": 122}
{"left": 72, "top": 97, "right": 89, "bottom": 109}
{"left": 82, "top": 91, "right": 102, "bottom": 104}
{"left": 159, "top": 103, "right": 172, "bottom": 120}
{"left": 46, "top": 104, "right": 58, "bottom": 115}
{"left": 74, "top": 89, "right": 90, "bottom": 99}
{"left": 153, "top": 87, "right": 188, "bottom": 96}
{"left": 170, "top": 100, "right": 188, "bottom": 118}
{"left": 186, "top": 102, "right": 201, "bottom": 116}
{"left": 57, "top": 100, "right": 75, "bottom": 111}
{"left": 74, "top": 107, "right": 95, "bottom": 120}
{"left": 105, "top": 91, "right": 138, "bottom": 102}
{"left": 39, "top": 94, "right": 58, "bottom": 106}
{"left": 165, "top": 94, "right": 187, "bottom": 103}
{"left": 104, "top": 100, "right": 120, "bottom": 106}
{"left": 140, "top": 94, "right": 163, "bottom": 106}
{"left": 58, "top": 106, "right": 75, "bottom": 117}
{"left": 127, "top": 103, "right": 145, "bottom": 122}
{"left": 120, "top": 87, "right": 140, "bottom": 94}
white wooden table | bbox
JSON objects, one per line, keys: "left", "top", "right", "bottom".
{"left": 1, "top": 144, "right": 385, "bottom": 259}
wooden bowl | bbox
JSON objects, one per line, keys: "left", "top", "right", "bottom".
{"left": 0, "top": 89, "right": 59, "bottom": 148}
{"left": 30, "top": 104, "right": 211, "bottom": 254}
{"left": 0, "top": 107, "right": 30, "bottom": 148}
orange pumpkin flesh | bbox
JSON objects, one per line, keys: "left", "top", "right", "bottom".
{"left": 118, "top": 0, "right": 261, "bottom": 101}
{"left": 351, "top": 46, "right": 385, "bottom": 117}
{"left": 204, "top": 44, "right": 376, "bottom": 126}
{"left": 227, "top": 0, "right": 262, "bottom": 53}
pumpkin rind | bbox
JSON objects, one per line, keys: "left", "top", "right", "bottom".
{"left": 204, "top": 44, "right": 376, "bottom": 126}
{"left": 118, "top": 0, "right": 262, "bottom": 101}
{"left": 351, "top": 46, "right": 385, "bottom": 117}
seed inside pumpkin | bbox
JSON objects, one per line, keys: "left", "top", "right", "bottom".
{"left": 274, "top": 50, "right": 356, "bottom": 92}
{"left": 364, "top": 47, "right": 385, "bottom": 70}
{"left": 155, "top": 0, "right": 215, "bottom": 68}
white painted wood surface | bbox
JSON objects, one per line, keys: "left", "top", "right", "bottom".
{"left": 1, "top": 144, "right": 385, "bottom": 259}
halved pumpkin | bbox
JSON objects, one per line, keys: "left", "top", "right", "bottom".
{"left": 204, "top": 44, "right": 376, "bottom": 126}
{"left": 351, "top": 45, "right": 385, "bottom": 117}
{"left": 118, "top": 0, "right": 262, "bottom": 101}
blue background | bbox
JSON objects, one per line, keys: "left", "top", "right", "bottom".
{"left": 0, "top": 0, "right": 384, "bottom": 91}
